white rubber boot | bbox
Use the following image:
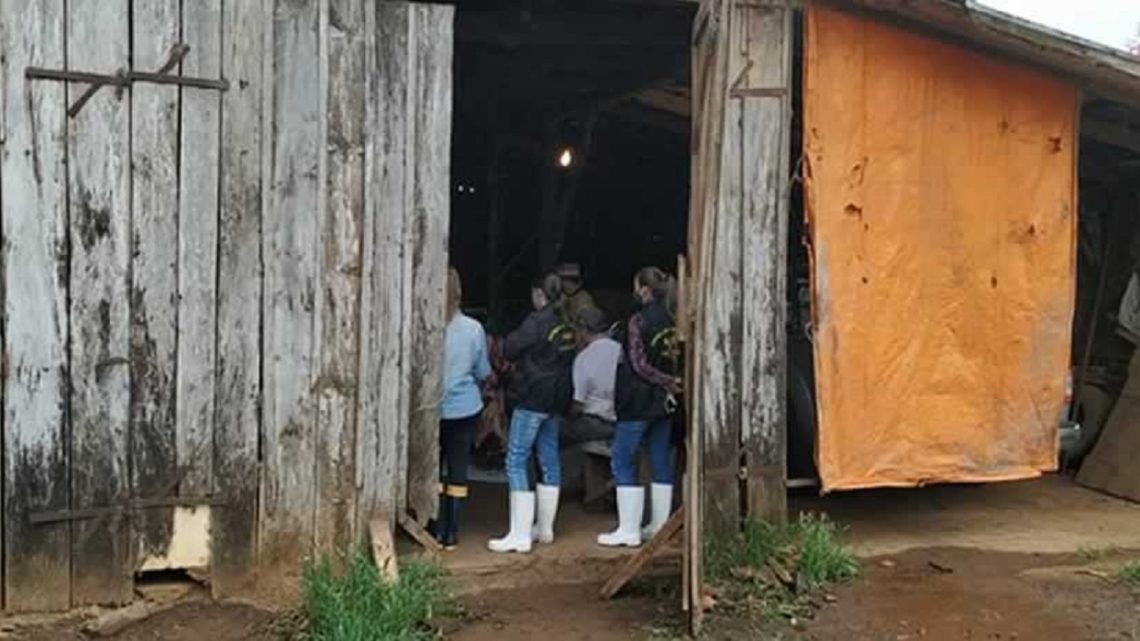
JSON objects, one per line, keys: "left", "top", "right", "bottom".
{"left": 597, "top": 486, "right": 645, "bottom": 548}
{"left": 641, "top": 483, "right": 673, "bottom": 540}
{"left": 532, "top": 484, "right": 560, "bottom": 544}
{"left": 488, "top": 491, "right": 535, "bottom": 554}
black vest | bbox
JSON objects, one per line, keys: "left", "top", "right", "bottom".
{"left": 508, "top": 307, "right": 576, "bottom": 414}
{"left": 615, "top": 302, "right": 678, "bottom": 420}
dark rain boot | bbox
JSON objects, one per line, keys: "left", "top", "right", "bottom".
{"left": 442, "top": 496, "right": 464, "bottom": 550}
{"left": 432, "top": 495, "right": 452, "bottom": 545}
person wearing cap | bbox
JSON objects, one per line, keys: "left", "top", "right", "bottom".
{"left": 563, "top": 306, "right": 621, "bottom": 444}
{"left": 555, "top": 262, "right": 596, "bottom": 325}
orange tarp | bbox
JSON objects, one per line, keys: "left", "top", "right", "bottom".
{"left": 804, "top": 6, "right": 1078, "bottom": 491}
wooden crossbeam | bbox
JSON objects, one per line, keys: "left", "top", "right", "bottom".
{"left": 600, "top": 507, "right": 685, "bottom": 599}
{"left": 398, "top": 512, "right": 442, "bottom": 558}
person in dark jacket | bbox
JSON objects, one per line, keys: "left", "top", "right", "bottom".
{"left": 598, "top": 267, "right": 682, "bottom": 548}
{"left": 488, "top": 273, "right": 574, "bottom": 554}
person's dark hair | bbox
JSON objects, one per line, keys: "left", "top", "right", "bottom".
{"left": 575, "top": 306, "right": 609, "bottom": 334}
{"left": 532, "top": 273, "right": 565, "bottom": 308}
{"left": 636, "top": 266, "right": 677, "bottom": 314}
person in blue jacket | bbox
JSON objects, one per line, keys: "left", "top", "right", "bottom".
{"left": 434, "top": 268, "right": 492, "bottom": 549}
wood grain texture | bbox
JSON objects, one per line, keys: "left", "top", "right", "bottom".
{"left": 316, "top": 0, "right": 365, "bottom": 554}
{"left": 177, "top": 0, "right": 222, "bottom": 502}
{"left": 404, "top": 3, "right": 453, "bottom": 525}
{"left": 735, "top": 2, "right": 790, "bottom": 523}
{"left": 69, "top": 0, "right": 133, "bottom": 606}
{"left": 1, "top": 0, "right": 71, "bottom": 612}
{"left": 356, "top": 0, "right": 411, "bottom": 526}
{"left": 261, "top": 0, "right": 321, "bottom": 565}
{"left": 129, "top": 0, "right": 181, "bottom": 575}
{"left": 691, "top": 0, "right": 739, "bottom": 539}
{"left": 212, "top": 0, "right": 266, "bottom": 594}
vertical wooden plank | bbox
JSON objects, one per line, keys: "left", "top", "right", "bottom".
{"left": 129, "top": 0, "right": 181, "bottom": 575}
{"left": 213, "top": 0, "right": 266, "bottom": 594}
{"left": 178, "top": 0, "right": 222, "bottom": 510}
{"left": 0, "top": 6, "right": 6, "bottom": 611}
{"left": 696, "top": 0, "right": 740, "bottom": 539}
{"left": 1, "top": 0, "right": 71, "bottom": 612}
{"left": 261, "top": 0, "right": 321, "bottom": 565}
{"left": 737, "top": 1, "right": 792, "bottom": 523}
{"left": 686, "top": 6, "right": 718, "bottom": 629}
{"left": 68, "top": 0, "right": 132, "bottom": 606}
{"left": 404, "top": 2, "right": 453, "bottom": 525}
{"left": 356, "top": 0, "right": 410, "bottom": 528}
{"left": 316, "top": 0, "right": 364, "bottom": 554}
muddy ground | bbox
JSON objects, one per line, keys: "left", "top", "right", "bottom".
{"left": 8, "top": 547, "right": 1138, "bottom": 640}
{"left": 452, "top": 548, "right": 1140, "bottom": 641}
{"left": 7, "top": 479, "right": 1140, "bottom": 639}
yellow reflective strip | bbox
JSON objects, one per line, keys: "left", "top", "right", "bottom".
{"left": 445, "top": 485, "right": 469, "bottom": 498}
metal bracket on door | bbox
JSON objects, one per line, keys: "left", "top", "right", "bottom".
{"left": 25, "top": 42, "right": 229, "bottom": 118}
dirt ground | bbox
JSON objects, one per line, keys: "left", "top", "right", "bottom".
{"left": 6, "top": 477, "right": 1140, "bottom": 640}
{"left": 452, "top": 547, "right": 1140, "bottom": 641}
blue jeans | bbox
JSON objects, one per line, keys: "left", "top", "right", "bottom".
{"left": 506, "top": 408, "right": 561, "bottom": 491}
{"left": 611, "top": 418, "right": 673, "bottom": 486}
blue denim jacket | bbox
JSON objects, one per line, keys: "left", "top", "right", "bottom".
{"left": 441, "top": 313, "right": 491, "bottom": 420}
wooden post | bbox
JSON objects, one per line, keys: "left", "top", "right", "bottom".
{"left": 684, "top": 2, "right": 792, "bottom": 628}
{"left": 735, "top": 0, "right": 792, "bottom": 523}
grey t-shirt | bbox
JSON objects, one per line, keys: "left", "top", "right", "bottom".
{"left": 572, "top": 336, "right": 621, "bottom": 422}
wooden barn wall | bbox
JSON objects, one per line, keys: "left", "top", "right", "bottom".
{"left": 0, "top": 0, "right": 452, "bottom": 611}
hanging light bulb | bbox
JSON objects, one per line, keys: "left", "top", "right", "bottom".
{"left": 557, "top": 148, "right": 574, "bottom": 168}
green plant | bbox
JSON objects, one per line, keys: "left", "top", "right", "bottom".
{"left": 1120, "top": 561, "right": 1140, "bottom": 588}
{"left": 703, "top": 512, "right": 858, "bottom": 624}
{"left": 707, "top": 513, "right": 858, "bottom": 589}
{"left": 292, "top": 549, "right": 454, "bottom": 641}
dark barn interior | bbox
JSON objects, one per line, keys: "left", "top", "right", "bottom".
{"left": 448, "top": 0, "right": 697, "bottom": 335}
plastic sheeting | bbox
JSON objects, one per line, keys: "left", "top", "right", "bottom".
{"left": 804, "top": 6, "right": 1078, "bottom": 491}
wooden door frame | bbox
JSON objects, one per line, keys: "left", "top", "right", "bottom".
{"left": 684, "top": 0, "right": 794, "bottom": 632}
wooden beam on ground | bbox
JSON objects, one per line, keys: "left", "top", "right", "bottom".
{"left": 600, "top": 507, "right": 684, "bottom": 599}
{"left": 398, "top": 512, "right": 442, "bottom": 558}
{"left": 369, "top": 516, "right": 399, "bottom": 582}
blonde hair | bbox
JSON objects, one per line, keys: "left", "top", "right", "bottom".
{"left": 447, "top": 268, "right": 463, "bottom": 319}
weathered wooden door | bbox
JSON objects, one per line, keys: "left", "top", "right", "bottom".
{"left": 1, "top": 0, "right": 453, "bottom": 612}
{"left": 684, "top": 0, "right": 793, "bottom": 631}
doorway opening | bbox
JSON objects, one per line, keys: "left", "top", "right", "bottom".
{"left": 445, "top": 0, "right": 697, "bottom": 573}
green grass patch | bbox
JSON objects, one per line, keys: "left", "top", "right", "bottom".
{"left": 1120, "top": 561, "right": 1140, "bottom": 588}
{"left": 704, "top": 513, "right": 858, "bottom": 623}
{"left": 285, "top": 549, "right": 455, "bottom": 641}
{"left": 707, "top": 513, "right": 859, "bottom": 589}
